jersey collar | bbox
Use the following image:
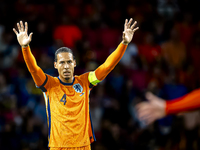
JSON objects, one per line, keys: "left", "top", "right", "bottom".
{"left": 57, "top": 76, "right": 75, "bottom": 85}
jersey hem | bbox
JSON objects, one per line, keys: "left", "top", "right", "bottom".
{"left": 48, "top": 143, "right": 91, "bottom": 148}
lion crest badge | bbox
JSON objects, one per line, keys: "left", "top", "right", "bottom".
{"left": 73, "top": 83, "right": 83, "bottom": 93}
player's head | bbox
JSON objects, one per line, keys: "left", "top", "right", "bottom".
{"left": 54, "top": 47, "right": 76, "bottom": 83}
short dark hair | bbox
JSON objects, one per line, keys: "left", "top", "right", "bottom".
{"left": 54, "top": 47, "right": 75, "bottom": 62}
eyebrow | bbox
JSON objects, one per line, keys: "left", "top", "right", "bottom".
{"left": 59, "top": 59, "right": 73, "bottom": 63}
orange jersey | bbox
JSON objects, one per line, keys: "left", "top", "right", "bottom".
{"left": 21, "top": 43, "right": 127, "bottom": 148}
{"left": 50, "top": 145, "right": 91, "bottom": 150}
{"left": 40, "top": 73, "right": 95, "bottom": 147}
{"left": 166, "top": 89, "right": 200, "bottom": 115}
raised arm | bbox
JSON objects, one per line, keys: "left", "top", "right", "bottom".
{"left": 88, "top": 19, "right": 139, "bottom": 85}
{"left": 13, "top": 21, "right": 46, "bottom": 86}
{"left": 136, "top": 89, "right": 200, "bottom": 124}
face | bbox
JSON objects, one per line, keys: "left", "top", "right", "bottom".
{"left": 54, "top": 52, "right": 76, "bottom": 83}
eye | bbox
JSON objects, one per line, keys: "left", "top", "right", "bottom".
{"left": 68, "top": 60, "right": 72, "bottom": 64}
{"left": 60, "top": 61, "right": 65, "bottom": 64}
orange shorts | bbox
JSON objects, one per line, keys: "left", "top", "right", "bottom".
{"left": 49, "top": 145, "right": 91, "bottom": 150}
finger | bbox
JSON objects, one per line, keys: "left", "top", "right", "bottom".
{"left": 138, "top": 114, "right": 151, "bottom": 121}
{"left": 122, "top": 31, "right": 125, "bottom": 39}
{"left": 140, "top": 112, "right": 155, "bottom": 122}
{"left": 28, "top": 32, "right": 33, "bottom": 41}
{"left": 20, "top": 21, "right": 24, "bottom": 32}
{"left": 127, "top": 18, "right": 133, "bottom": 28}
{"left": 135, "top": 102, "right": 145, "bottom": 110}
{"left": 132, "top": 27, "right": 139, "bottom": 32}
{"left": 139, "top": 113, "right": 153, "bottom": 122}
{"left": 136, "top": 107, "right": 150, "bottom": 116}
{"left": 137, "top": 107, "right": 152, "bottom": 117}
{"left": 145, "top": 92, "right": 157, "bottom": 100}
{"left": 145, "top": 92, "right": 158, "bottom": 101}
{"left": 135, "top": 102, "right": 150, "bottom": 111}
{"left": 138, "top": 109, "right": 152, "bottom": 119}
{"left": 17, "top": 23, "right": 21, "bottom": 32}
{"left": 13, "top": 28, "right": 18, "bottom": 35}
{"left": 145, "top": 92, "right": 153, "bottom": 98}
{"left": 124, "top": 19, "right": 128, "bottom": 31}
{"left": 25, "top": 22, "right": 28, "bottom": 33}
{"left": 131, "top": 21, "right": 137, "bottom": 30}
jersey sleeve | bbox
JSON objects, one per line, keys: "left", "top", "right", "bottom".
{"left": 88, "top": 42, "right": 127, "bottom": 86}
{"left": 22, "top": 46, "right": 52, "bottom": 92}
{"left": 166, "top": 89, "right": 200, "bottom": 115}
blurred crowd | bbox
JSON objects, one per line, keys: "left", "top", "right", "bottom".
{"left": 1, "top": 0, "right": 200, "bottom": 149}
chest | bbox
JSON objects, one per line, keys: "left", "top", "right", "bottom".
{"left": 49, "top": 82, "right": 89, "bottom": 109}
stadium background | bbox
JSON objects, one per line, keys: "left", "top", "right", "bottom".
{"left": 0, "top": 0, "right": 200, "bottom": 149}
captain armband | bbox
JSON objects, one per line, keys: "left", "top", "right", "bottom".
{"left": 88, "top": 71, "right": 101, "bottom": 85}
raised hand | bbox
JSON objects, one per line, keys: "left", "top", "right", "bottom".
{"left": 135, "top": 92, "right": 166, "bottom": 125}
{"left": 122, "top": 18, "right": 139, "bottom": 45}
{"left": 13, "top": 21, "right": 33, "bottom": 47}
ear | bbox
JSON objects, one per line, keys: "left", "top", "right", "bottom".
{"left": 54, "top": 62, "right": 58, "bottom": 69}
{"left": 74, "top": 60, "right": 76, "bottom": 67}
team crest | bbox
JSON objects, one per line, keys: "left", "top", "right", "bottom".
{"left": 73, "top": 83, "right": 83, "bottom": 93}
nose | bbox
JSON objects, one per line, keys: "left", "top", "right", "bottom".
{"left": 64, "top": 63, "right": 69, "bottom": 69}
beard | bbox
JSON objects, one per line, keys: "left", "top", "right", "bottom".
{"left": 64, "top": 77, "right": 70, "bottom": 81}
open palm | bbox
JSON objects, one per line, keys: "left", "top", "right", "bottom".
{"left": 13, "top": 21, "right": 33, "bottom": 47}
{"left": 122, "top": 18, "right": 139, "bottom": 45}
{"left": 136, "top": 92, "right": 166, "bottom": 124}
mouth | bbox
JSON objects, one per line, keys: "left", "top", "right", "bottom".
{"left": 63, "top": 71, "right": 71, "bottom": 76}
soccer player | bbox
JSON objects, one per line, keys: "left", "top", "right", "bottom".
{"left": 136, "top": 90, "right": 200, "bottom": 125}
{"left": 13, "top": 19, "right": 139, "bottom": 150}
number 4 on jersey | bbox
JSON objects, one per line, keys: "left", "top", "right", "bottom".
{"left": 60, "top": 94, "right": 67, "bottom": 105}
